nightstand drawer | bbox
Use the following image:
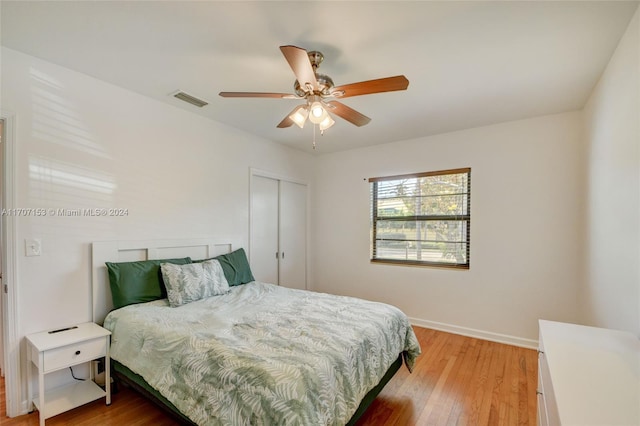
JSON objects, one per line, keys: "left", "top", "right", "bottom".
{"left": 43, "top": 338, "right": 106, "bottom": 372}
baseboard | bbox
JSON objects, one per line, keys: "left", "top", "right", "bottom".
{"left": 410, "top": 317, "right": 538, "bottom": 349}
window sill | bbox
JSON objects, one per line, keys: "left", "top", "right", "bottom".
{"left": 370, "top": 258, "right": 469, "bottom": 270}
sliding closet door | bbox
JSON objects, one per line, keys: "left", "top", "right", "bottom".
{"left": 250, "top": 173, "right": 307, "bottom": 289}
{"left": 250, "top": 175, "right": 279, "bottom": 284}
{"left": 279, "top": 181, "right": 306, "bottom": 290}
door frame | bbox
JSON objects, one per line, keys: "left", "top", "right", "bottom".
{"left": 0, "top": 118, "right": 3, "bottom": 376}
{"left": 1, "top": 110, "right": 19, "bottom": 417}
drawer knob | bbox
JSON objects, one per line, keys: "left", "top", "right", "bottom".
{"left": 75, "top": 350, "right": 81, "bottom": 355}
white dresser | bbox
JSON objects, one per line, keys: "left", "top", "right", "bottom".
{"left": 537, "top": 320, "right": 640, "bottom": 426}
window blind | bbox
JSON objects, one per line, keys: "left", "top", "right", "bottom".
{"left": 370, "top": 168, "right": 471, "bottom": 268}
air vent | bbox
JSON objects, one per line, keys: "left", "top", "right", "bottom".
{"left": 173, "top": 91, "right": 208, "bottom": 108}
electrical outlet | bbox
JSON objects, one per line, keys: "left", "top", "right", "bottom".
{"left": 25, "top": 238, "right": 42, "bottom": 256}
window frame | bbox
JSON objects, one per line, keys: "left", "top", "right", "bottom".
{"left": 369, "top": 167, "right": 471, "bottom": 269}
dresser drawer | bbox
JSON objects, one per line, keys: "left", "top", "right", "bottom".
{"left": 43, "top": 337, "right": 107, "bottom": 372}
{"left": 538, "top": 340, "right": 560, "bottom": 425}
{"left": 537, "top": 361, "right": 548, "bottom": 426}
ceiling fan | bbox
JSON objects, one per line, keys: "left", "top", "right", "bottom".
{"left": 219, "top": 45, "right": 409, "bottom": 134}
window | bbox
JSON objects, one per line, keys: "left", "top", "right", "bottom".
{"left": 370, "top": 168, "right": 471, "bottom": 268}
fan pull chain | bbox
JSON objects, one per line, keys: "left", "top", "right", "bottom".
{"left": 311, "top": 124, "right": 326, "bottom": 150}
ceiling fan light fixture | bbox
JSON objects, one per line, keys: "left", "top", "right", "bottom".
{"left": 308, "top": 101, "right": 328, "bottom": 124}
{"left": 289, "top": 105, "right": 309, "bottom": 128}
{"left": 319, "top": 114, "right": 335, "bottom": 131}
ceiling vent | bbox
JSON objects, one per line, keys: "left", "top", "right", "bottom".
{"left": 172, "top": 91, "right": 208, "bottom": 108}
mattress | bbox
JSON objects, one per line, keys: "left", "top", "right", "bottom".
{"left": 104, "top": 281, "right": 420, "bottom": 425}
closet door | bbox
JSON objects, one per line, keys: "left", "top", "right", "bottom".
{"left": 279, "top": 181, "right": 307, "bottom": 290}
{"left": 250, "top": 174, "right": 307, "bottom": 289}
{"left": 250, "top": 176, "right": 279, "bottom": 284}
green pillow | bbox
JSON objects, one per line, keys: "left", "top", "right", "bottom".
{"left": 194, "top": 248, "right": 255, "bottom": 286}
{"left": 106, "top": 257, "right": 192, "bottom": 309}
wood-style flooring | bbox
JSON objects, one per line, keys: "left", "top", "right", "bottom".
{"left": 1, "top": 326, "right": 538, "bottom": 425}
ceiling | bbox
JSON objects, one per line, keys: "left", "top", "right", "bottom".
{"left": 1, "top": 1, "right": 638, "bottom": 154}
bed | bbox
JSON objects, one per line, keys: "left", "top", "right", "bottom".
{"left": 92, "top": 239, "right": 420, "bottom": 425}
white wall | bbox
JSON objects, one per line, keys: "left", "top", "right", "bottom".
{"left": 582, "top": 9, "right": 640, "bottom": 336}
{"left": 1, "top": 47, "right": 313, "bottom": 408}
{"left": 313, "top": 112, "right": 584, "bottom": 344}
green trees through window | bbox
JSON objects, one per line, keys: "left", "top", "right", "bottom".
{"left": 370, "top": 168, "right": 471, "bottom": 268}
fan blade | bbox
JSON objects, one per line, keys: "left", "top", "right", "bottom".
{"left": 277, "top": 116, "right": 294, "bottom": 128}
{"left": 280, "top": 45, "right": 318, "bottom": 92}
{"left": 277, "top": 105, "right": 301, "bottom": 128}
{"left": 325, "top": 101, "right": 371, "bottom": 127}
{"left": 219, "top": 92, "right": 297, "bottom": 99}
{"left": 331, "top": 75, "right": 409, "bottom": 98}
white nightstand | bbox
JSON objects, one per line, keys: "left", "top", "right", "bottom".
{"left": 26, "top": 322, "right": 111, "bottom": 426}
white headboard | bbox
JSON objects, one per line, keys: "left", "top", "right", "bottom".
{"left": 92, "top": 238, "right": 239, "bottom": 324}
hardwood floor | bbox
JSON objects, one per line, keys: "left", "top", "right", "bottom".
{"left": 354, "top": 327, "right": 538, "bottom": 425}
{"left": 1, "top": 327, "right": 538, "bottom": 425}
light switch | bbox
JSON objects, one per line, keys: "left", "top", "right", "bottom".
{"left": 25, "top": 238, "right": 41, "bottom": 256}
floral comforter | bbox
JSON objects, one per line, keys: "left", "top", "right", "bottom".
{"left": 104, "top": 282, "right": 420, "bottom": 425}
